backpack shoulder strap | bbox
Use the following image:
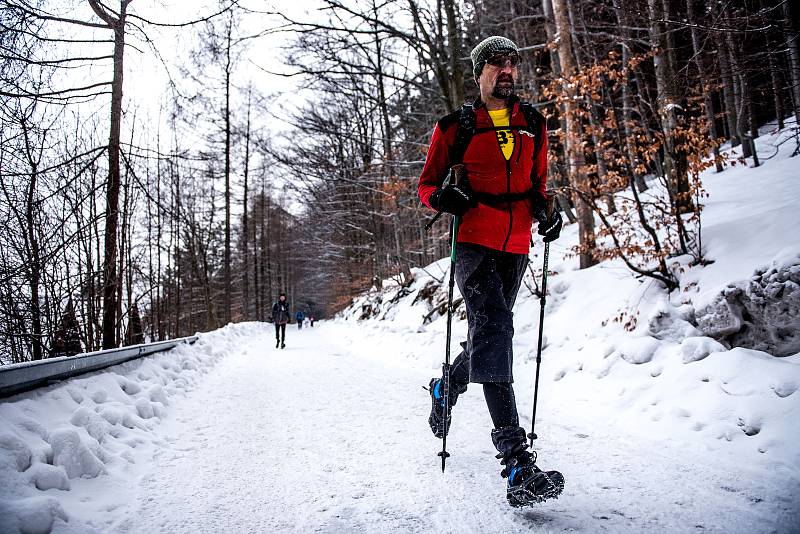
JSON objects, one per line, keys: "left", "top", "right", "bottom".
{"left": 450, "top": 103, "right": 477, "bottom": 166}
{"left": 518, "top": 102, "right": 548, "bottom": 183}
{"left": 518, "top": 102, "right": 544, "bottom": 137}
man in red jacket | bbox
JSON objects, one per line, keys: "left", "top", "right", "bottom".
{"left": 420, "top": 36, "right": 564, "bottom": 506}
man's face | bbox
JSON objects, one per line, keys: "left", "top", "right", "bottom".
{"left": 478, "top": 52, "right": 519, "bottom": 100}
{"left": 279, "top": 295, "right": 286, "bottom": 301}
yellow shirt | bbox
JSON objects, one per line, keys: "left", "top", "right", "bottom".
{"left": 488, "top": 108, "right": 514, "bottom": 161}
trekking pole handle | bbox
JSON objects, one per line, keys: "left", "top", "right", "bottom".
{"left": 424, "top": 165, "right": 467, "bottom": 231}
{"left": 449, "top": 164, "right": 466, "bottom": 188}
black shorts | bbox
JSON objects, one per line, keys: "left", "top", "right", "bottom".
{"left": 452, "top": 243, "right": 528, "bottom": 383}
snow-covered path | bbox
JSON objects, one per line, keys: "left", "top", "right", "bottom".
{"left": 114, "top": 322, "right": 797, "bottom": 534}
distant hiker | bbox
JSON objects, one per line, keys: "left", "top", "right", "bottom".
{"left": 418, "top": 36, "right": 564, "bottom": 506}
{"left": 272, "top": 292, "right": 290, "bottom": 349}
{"left": 310, "top": 316, "right": 315, "bottom": 327}
{"left": 295, "top": 310, "right": 305, "bottom": 329}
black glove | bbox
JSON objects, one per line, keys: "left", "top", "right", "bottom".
{"left": 429, "top": 183, "right": 476, "bottom": 217}
{"left": 531, "top": 192, "right": 562, "bottom": 243}
{"left": 536, "top": 210, "right": 562, "bottom": 243}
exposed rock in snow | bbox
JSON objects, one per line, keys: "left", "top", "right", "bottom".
{"left": 697, "top": 258, "right": 800, "bottom": 356}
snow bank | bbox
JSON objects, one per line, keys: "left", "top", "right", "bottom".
{"left": 0, "top": 322, "right": 262, "bottom": 534}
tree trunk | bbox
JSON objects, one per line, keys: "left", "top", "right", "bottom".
{"left": 765, "top": 31, "right": 786, "bottom": 130}
{"left": 156, "top": 118, "right": 164, "bottom": 340}
{"left": 748, "top": 99, "right": 760, "bottom": 166}
{"left": 254, "top": 193, "right": 262, "bottom": 320}
{"left": 242, "top": 88, "right": 252, "bottom": 320}
{"left": 443, "top": 0, "right": 464, "bottom": 107}
{"left": 261, "top": 189, "right": 270, "bottom": 313}
{"left": 86, "top": 168, "right": 97, "bottom": 351}
{"left": 723, "top": 12, "right": 753, "bottom": 160}
{"left": 541, "top": 0, "right": 561, "bottom": 77}
{"left": 223, "top": 17, "right": 233, "bottom": 325}
{"left": 611, "top": 0, "right": 649, "bottom": 191}
{"left": 782, "top": 1, "right": 800, "bottom": 127}
{"left": 408, "top": 0, "right": 463, "bottom": 110}
{"left": 21, "top": 117, "right": 43, "bottom": 360}
{"left": 647, "top": 0, "right": 692, "bottom": 215}
{"left": 542, "top": 0, "right": 579, "bottom": 219}
{"left": 551, "top": 0, "right": 596, "bottom": 268}
{"left": 94, "top": 0, "right": 130, "bottom": 350}
{"left": 687, "top": 0, "right": 723, "bottom": 172}
{"left": 716, "top": 31, "right": 740, "bottom": 148}
{"left": 173, "top": 156, "right": 182, "bottom": 337}
{"left": 147, "top": 127, "right": 156, "bottom": 339}
{"left": 119, "top": 138, "right": 130, "bottom": 344}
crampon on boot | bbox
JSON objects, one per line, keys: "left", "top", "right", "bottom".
{"left": 427, "top": 378, "right": 467, "bottom": 438}
{"left": 492, "top": 426, "right": 564, "bottom": 506}
{"left": 501, "top": 449, "right": 564, "bottom": 506}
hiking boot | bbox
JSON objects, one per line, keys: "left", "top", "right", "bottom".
{"left": 427, "top": 378, "right": 467, "bottom": 438}
{"left": 276, "top": 340, "right": 280, "bottom": 348}
{"left": 492, "top": 425, "right": 564, "bottom": 506}
{"left": 281, "top": 342, "right": 286, "bottom": 349}
{"left": 502, "top": 450, "right": 564, "bottom": 506}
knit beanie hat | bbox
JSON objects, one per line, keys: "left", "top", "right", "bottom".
{"left": 470, "top": 36, "right": 519, "bottom": 80}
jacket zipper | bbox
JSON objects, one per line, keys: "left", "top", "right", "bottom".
{"left": 490, "top": 108, "right": 517, "bottom": 252}
{"left": 501, "top": 159, "right": 513, "bottom": 252}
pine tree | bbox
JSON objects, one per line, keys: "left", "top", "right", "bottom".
{"left": 125, "top": 301, "right": 144, "bottom": 346}
{"left": 51, "top": 298, "right": 82, "bottom": 357}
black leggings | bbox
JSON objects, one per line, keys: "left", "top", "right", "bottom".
{"left": 483, "top": 382, "right": 519, "bottom": 429}
{"left": 274, "top": 323, "right": 286, "bottom": 343}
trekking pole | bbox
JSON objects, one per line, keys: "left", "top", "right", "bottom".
{"left": 528, "top": 198, "right": 553, "bottom": 448}
{"left": 438, "top": 164, "right": 465, "bottom": 472}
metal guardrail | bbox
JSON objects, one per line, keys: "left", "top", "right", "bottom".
{"left": 0, "top": 336, "right": 199, "bottom": 399}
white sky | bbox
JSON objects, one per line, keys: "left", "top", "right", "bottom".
{"left": 36, "top": 1, "right": 324, "bottom": 139}
{"left": 27, "top": 1, "right": 424, "bottom": 216}
{"left": 125, "top": 0, "right": 325, "bottom": 137}
{"left": 34, "top": 0, "right": 330, "bottom": 214}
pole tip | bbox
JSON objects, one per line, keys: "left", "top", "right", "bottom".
{"left": 438, "top": 450, "right": 450, "bottom": 472}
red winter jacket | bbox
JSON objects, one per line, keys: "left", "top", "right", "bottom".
{"left": 418, "top": 98, "right": 548, "bottom": 255}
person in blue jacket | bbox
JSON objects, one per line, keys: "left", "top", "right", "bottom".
{"left": 295, "top": 310, "right": 305, "bottom": 329}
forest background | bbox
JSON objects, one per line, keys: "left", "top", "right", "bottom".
{"left": 1, "top": 0, "right": 798, "bottom": 363}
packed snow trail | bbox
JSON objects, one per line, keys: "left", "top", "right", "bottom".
{"left": 111, "top": 322, "right": 796, "bottom": 533}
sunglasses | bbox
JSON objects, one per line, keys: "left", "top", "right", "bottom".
{"left": 486, "top": 54, "right": 520, "bottom": 68}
